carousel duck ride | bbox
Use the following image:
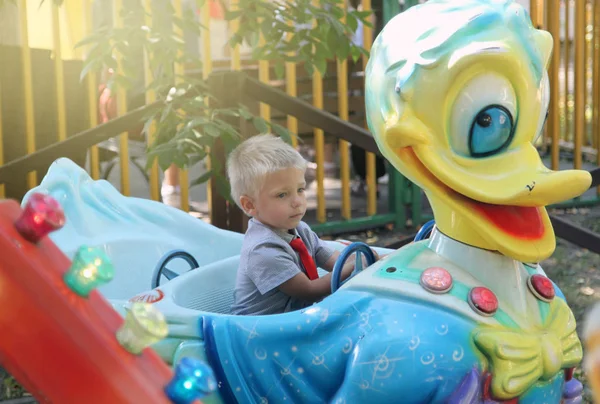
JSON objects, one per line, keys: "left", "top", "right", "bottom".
{"left": 364, "top": 0, "right": 591, "bottom": 402}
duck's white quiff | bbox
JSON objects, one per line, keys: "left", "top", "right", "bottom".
{"left": 227, "top": 134, "right": 307, "bottom": 210}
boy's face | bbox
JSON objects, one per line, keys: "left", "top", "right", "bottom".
{"left": 241, "top": 167, "right": 307, "bottom": 231}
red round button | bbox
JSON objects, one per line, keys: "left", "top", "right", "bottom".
{"left": 468, "top": 287, "right": 498, "bottom": 316}
{"left": 527, "top": 274, "right": 555, "bottom": 302}
{"left": 420, "top": 267, "right": 453, "bottom": 294}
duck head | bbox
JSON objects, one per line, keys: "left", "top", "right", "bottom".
{"left": 365, "top": 0, "right": 591, "bottom": 263}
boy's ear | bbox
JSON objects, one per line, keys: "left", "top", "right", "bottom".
{"left": 239, "top": 195, "right": 255, "bottom": 215}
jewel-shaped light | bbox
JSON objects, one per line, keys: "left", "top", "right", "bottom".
{"left": 165, "top": 357, "right": 217, "bottom": 404}
{"left": 15, "top": 193, "right": 65, "bottom": 243}
{"left": 63, "top": 246, "right": 114, "bottom": 297}
{"left": 116, "top": 302, "right": 168, "bottom": 355}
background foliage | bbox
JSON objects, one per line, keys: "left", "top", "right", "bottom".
{"left": 75, "top": 0, "right": 370, "bottom": 194}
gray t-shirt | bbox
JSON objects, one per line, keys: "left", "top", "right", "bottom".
{"left": 230, "top": 219, "right": 335, "bottom": 316}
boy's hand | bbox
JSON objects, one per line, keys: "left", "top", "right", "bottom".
{"left": 371, "top": 248, "right": 380, "bottom": 261}
{"left": 341, "top": 261, "right": 355, "bottom": 281}
{"left": 322, "top": 247, "right": 384, "bottom": 274}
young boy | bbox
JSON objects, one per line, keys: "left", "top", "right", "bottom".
{"left": 227, "top": 134, "right": 377, "bottom": 316}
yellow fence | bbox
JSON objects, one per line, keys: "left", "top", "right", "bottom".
{"left": 0, "top": 0, "right": 598, "bottom": 226}
{"left": 533, "top": 0, "right": 600, "bottom": 178}
{"left": 0, "top": 0, "right": 379, "bottom": 225}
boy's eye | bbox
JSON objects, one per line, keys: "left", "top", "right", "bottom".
{"left": 277, "top": 193, "right": 286, "bottom": 198}
{"left": 298, "top": 188, "right": 305, "bottom": 193}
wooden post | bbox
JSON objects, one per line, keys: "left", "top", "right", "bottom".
{"left": 208, "top": 71, "right": 248, "bottom": 233}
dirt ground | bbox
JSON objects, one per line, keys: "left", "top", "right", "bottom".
{"left": 544, "top": 206, "right": 600, "bottom": 403}
{"left": 1, "top": 208, "right": 599, "bottom": 402}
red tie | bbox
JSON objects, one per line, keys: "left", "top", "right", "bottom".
{"left": 290, "top": 237, "right": 319, "bottom": 280}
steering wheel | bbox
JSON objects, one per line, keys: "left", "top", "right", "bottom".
{"left": 414, "top": 219, "right": 436, "bottom": 241}
{"left": 151, "top": 249, "right": 199, "bottom": 289}
{"left": 331, "top": 242, "right": 376, "bottom": 293}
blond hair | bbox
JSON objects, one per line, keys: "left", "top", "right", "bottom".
{"left": 227, "top": 134, "right": 307, "bottom": 210}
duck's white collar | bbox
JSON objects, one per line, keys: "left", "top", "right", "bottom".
{"left": 427, "top": 227, "right": 544, "bottom": 327}
{"left": 427, "top": 227, "right": 516, "bottom": 273}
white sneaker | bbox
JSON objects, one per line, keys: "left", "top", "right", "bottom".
{"left": 161, "top": 184, "right": 181, "bottom": 208}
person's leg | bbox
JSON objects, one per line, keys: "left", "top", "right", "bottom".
{"left": 350, "top": 144, "right": 367, "bottom": 179}
{"left": 164, "top": 164, "right": 179, "bottom": 186}
{"left": 350, "top": 144, "right": 367, "bottom": 196}
{"left": 375, "top": 155, "right": 386, "bottom": 178}
{"left": 351, "top": 145, "right": 386, "bottom": 197}
{"left": 323, "top": 141, "right": 337, "bottom": 177}
{"left": 161, "top": 164, "right": 181, "bottom": 207}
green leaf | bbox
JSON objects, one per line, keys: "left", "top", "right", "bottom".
{"left": 252, "top": 116, "right": 269, "bottom": 134}
{"left": 274, "top": 61, "right": 285, "bottom": 79}
{"left": 314, "top": 58, "right": 327, "bottom": 76}
{"left": 156, "top": 147, "right": 179, "bottom": 171}
{"left": 209, "top": 150, "right": 222, "bottom": 172}
{"left": 354, "top": 10, "right": 373, "bottom": 20}
{"left": 314, "top": 41, "right": 331, "bottom": 60}
{"left": 204, "top": 124, "right": 222, "bottom": 137}
{"left": 300, "top": 42, "right": 313, "bottom": 58}
{"left": 187, "top": 150, "right": 208, "bottom": 166}
{"left": 304, "top": 62, "right": 314, "bottom": 77}
{"left": 224, "top": 9, "right": 244, "bottom": 20}
{"left": 179, "top": 137, "right": 207, "bottom": 152}
{"left": 326, "top": 28, "right": 338, "bottom": 56}
{"left": 272, "top": 123, "right": 293, "bottom": 145}
{"left": 350, "top": 46, "right": 362, "bottom": 63}
{"left": 213, "top": 172, "right": 233, "bottom": 203}
{"left": 260, "top": 19, "right": 272, "bottom": 37}
{"left": 329, "top": 19, "right": 346, "bottom": 36}
{"left": 346, "top": 13, "right": 358, "bottom": 34}
{"left": 142, "top": 116, "right": 156, "bottom": 139}
{"left": 187, "top": 117, "right": 210, "bottom": 128}
{"left": 238, "top": 106, "right": 254, "bottom": 121}
{"left": 221, "top": 132, "right": 242, "bottom": 156}
{"left": 79, "top": 60, "right": 98, "bottom": 82}
{"left": 335, "top": 37, "right": 350, "bottom": 60}
{"left": 72, "top": 0, "right": 359, "bottom": 175}
{"left": 74, "top": 31, "right": 105, "bottom": 49}
{"left": 190, "top": 169, "right": 213, "bottom": 186}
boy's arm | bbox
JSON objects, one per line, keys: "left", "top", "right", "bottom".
{"left": 278, "top": 265, "right": 354, "bottom": 302}
{"left": 298, "top": 222, "right": 380, "bottom": 272}
{"left": 247, "top": 243, "right": 352, "bottom": 303}
{"left": 321, "top": 250, "right": 341, "bottom": 272}
{"left": 279, "top": 250, "right": 382, "bottom": 302}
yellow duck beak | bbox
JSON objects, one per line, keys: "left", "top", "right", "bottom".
{"left": 414, "top": 142, "right": 591, "bottom": 207}
{"left": 384, "top": 121, "right": 591, "bottom": 263}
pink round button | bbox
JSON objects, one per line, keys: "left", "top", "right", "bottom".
{"left": 420, "top": 267, "right": 453, "bottom": 294}
{"left": 527, "top": 274, "right": 555, "bottom": 302}
{"left": 468, "top": 287, "right": 498, "bottom": 316}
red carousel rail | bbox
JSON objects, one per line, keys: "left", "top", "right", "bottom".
{"left": 0, "top": 194, "right": 209, "bottom": 404}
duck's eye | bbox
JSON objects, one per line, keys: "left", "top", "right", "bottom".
{"left": 469, "top": 105, "right": 514, "bottom": 157}
{"left": 449, "top": 73, "right": 516, "bottom": 157}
